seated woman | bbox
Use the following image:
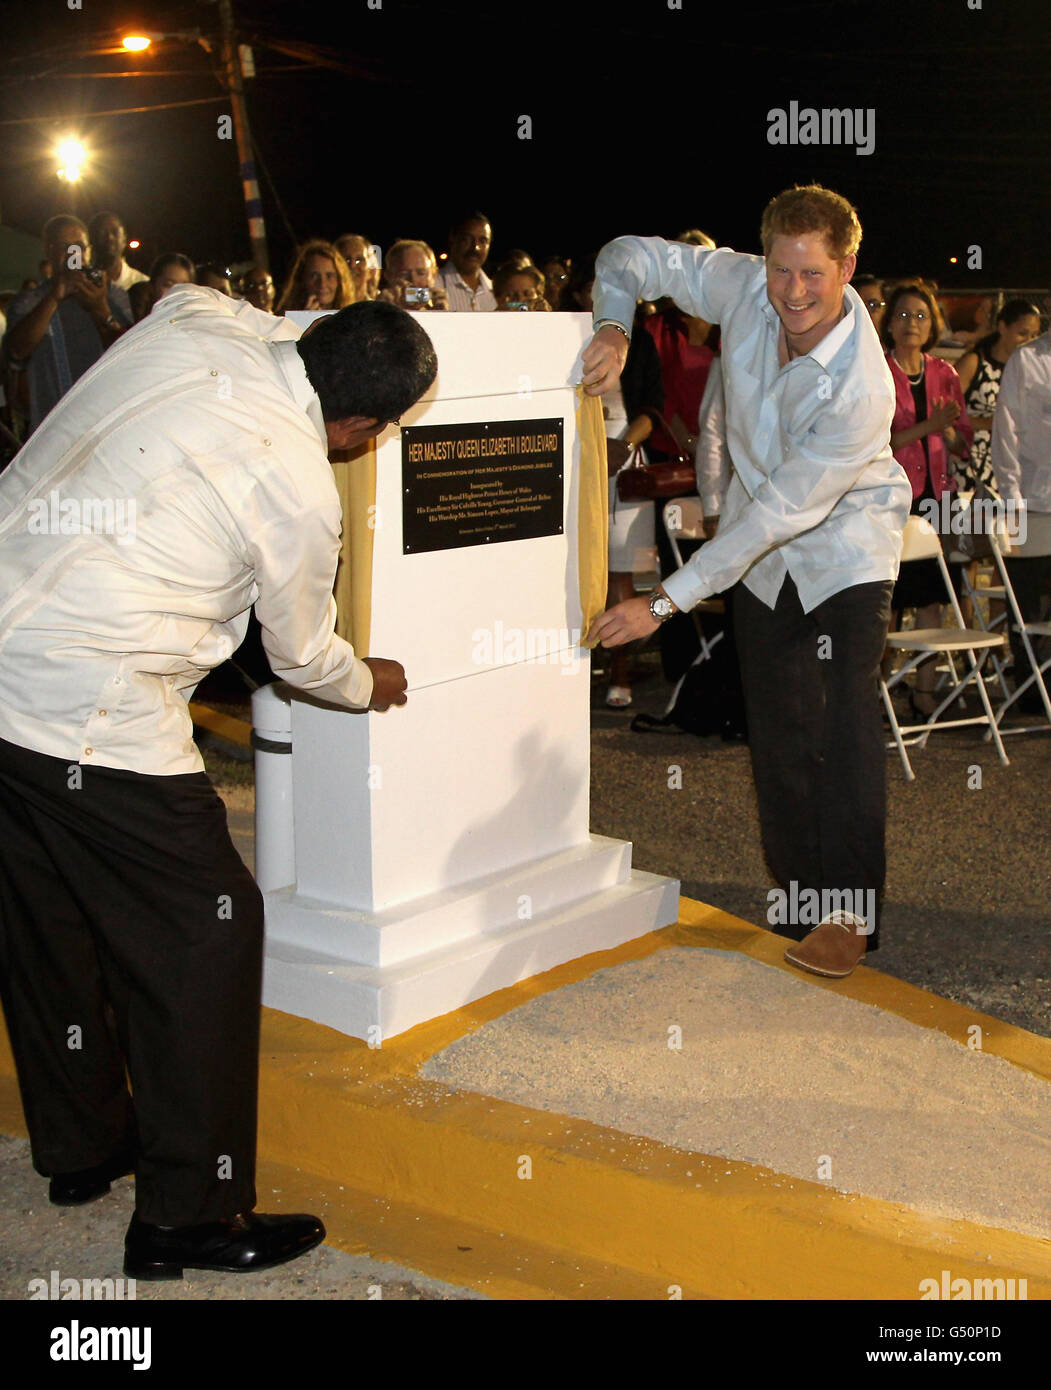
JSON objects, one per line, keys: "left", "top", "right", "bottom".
{"left": 883, "top": 280, "right": 973, "bottom": 716}
{"left": 276, "top": 239, "right": 356, "bottom": 313}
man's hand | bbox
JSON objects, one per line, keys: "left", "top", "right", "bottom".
{"left": 581, "top": 324, "right": 629, "bottom": 395}
{"left": 362, "top": 657, "right": 408, "bottom": 710}
{"left": 68, "top": 273, "right": 110, "bottom": 324}
{"left": 585, "top": 596, "right": 659, "bottom": 648}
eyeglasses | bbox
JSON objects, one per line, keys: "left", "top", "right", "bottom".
{"left": 894, "top": 309, "right": 929, "bottom": 322}
{"left": 863, "top": 298, "right": 885, "bottom": 310}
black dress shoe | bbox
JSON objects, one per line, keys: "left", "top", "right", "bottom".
{"left": 123, "top": 1210, "right": 326, "bottom": 1280}
{"left": 49, "top": 1149, "right": 136, "bottom": 1206}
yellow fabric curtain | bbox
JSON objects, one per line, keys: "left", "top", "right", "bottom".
{"left": 329, "top": 438, "right": 377, "bottom": 656}
{"left": 575, "top": 386, "right": 609, "bottom": 645}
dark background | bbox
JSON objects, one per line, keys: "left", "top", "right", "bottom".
{"left": 1, "top": 0, "right": 1048, "bottom": 287}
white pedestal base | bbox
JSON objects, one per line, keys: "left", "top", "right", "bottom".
{"left": 262, "top": 834, "right": 679, "bottom": 1041}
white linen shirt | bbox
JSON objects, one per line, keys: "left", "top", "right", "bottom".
{"left": 437, "top": 264, "right": 496, "bottom": 312}
{"left": 0, "top": 284, "right": 374, "bottom": 776}
{"left": 593, "top": 239, "right": 911, "bottom": 612}
{"left": 694, "top": 355, "right": 732, "bottom": 517}
{"left": 989, "top": 330, "right": 1051, "bottom": 516}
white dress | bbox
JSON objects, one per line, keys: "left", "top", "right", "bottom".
{"left": 605, "top": 383, "right": 655, "bottom": 572}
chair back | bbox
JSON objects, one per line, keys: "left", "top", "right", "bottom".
{"left": 900, "top": 513, "right": 943, "bottom": 562}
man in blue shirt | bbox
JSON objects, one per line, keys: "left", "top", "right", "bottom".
{"left": 584, "top": 185, "right": 910, "bottom": 978}
{"left": 3, "top": 215, "right": 131, "bottom": 435}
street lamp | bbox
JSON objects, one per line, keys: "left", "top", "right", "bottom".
{"left": 55, "top": 137, "right": 87, "bottom": 181}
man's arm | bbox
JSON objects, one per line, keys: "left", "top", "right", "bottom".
{"left": 3, "top": 287, "right": 58, "bottom": 363}
{"left": 248, "top": 501, "right": 376, "bottom": 710}
{"left": 989, "top": 349, "right": 1025, "bottom": 505}
{"left": 583, "top": 238, "right": 753, "bottom": 394}
{"left": 694, "top": 357, "right": 730, "bottom": 526}
{"left": 662, "top": 389, "right": 895, "bottom": 613}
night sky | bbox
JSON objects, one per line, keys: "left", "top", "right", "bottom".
{"left": 2, "top": 0, "right": 1049, "bottom": 289}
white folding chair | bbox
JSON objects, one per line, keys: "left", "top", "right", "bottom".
{"left": 661, "top": 497, "right": 725, "bottom": 715}
{"left": 882, "top": 515, "right": 1009, "bottom": 780}
{"left": 986, "top": 533, "right": 1051, "bottom": 736}
{"left": 949, "top": 549, "right": 1011, "bottom": 701}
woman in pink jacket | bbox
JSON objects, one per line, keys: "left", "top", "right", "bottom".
{"left": 883, "top": 280, "right": 972, "bottom": 716}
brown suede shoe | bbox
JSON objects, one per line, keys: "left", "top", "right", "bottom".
{"left": 784, "top": 917, "right": 869, "bottom": 979}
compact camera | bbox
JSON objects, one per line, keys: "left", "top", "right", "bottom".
{"left": 404, "top": 286, "right": 432, "bottom": 306}
{"left": 84, "top": 267, "right": 106, "bottom": 286}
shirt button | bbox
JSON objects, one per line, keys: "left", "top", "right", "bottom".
{"left": 209, "top": 369, "right": 218, "bottom": 377}
{"left": 112, "top": 676, "right": 122, "bottom": 685}
{"left": 84, "top": 747, "right": 93, "bottom": 756}
{"left": 97, "top": 709, "right": 107, "bottom": 717}
{"left": 263, "top": 437, "right": 272, "bottom": 446}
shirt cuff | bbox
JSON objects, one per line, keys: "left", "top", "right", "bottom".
{"left": 661, "top": 562, "right": 709, "bottom": 614}
{"left": 592, "top": 283, "right": 637, "bottom": 338}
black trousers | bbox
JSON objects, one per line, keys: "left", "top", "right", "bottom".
{"left": 0, "top": 737, "right": 264, "bottom": 1225}
{"left": 734, "top": 577, "right": 894, "bottom": 949}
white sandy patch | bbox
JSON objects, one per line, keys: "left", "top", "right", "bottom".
{"left": 420, "top": 948, "right": 1051, "bottom": 1239}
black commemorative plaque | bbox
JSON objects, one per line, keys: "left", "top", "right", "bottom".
{"left": 401, "top": 418, "right": 564, "bottom": 554}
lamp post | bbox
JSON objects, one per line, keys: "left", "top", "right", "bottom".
{"left": 122, "top": 4, "right": 270, "bottom": 271}
{"left": 216, "top": 0, "right": 268, "bottom": 271}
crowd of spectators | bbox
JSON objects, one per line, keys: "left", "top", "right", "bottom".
{"left": 1, "top": 203, "right": 1048, "bottom": 715}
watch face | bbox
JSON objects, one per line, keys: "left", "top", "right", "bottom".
{"left": 651, "top": 595, "right": 673, "bottom": 619}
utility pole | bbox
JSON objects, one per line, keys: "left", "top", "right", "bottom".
{"left": 217, "top": 0, "right": 269, "bottom": 270}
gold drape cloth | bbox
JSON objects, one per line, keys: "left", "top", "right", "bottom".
{"left": 329, "top": 438, "right": 377, "bottom": 655}
{"left": 575, "top": 386, "right": 610, "bottom": 645}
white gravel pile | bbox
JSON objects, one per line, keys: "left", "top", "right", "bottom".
{"left": 421, "top": 947, "right": 1051, "bottom": 1238}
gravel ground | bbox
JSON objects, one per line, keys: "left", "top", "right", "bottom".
{"left": 3, "top": 657, "right": 1047, "bottom": 1302}
{"left": 0, "top": 1135, "right": 483, "bottom": 1302}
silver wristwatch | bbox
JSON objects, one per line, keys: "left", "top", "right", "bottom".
{"left": 649, "top": 592, "right": 675, "bottom": 623}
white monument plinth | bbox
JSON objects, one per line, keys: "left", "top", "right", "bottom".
{"left": 257, "top": 313, "right": 679, "bottom": 1041}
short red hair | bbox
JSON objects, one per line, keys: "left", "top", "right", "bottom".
{"left": 760, "top": 185, "right": 862, "bottom": 262}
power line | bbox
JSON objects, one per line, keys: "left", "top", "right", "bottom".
{"left": 0, "top": 94, "right": 228, "bottom": 125}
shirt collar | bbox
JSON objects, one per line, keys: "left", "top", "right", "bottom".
{"left": 271, "top": 338, "right": 327, "bottom": 448}
{"left": 444, "top": 265, "right": 492, "bottom": 293}
{"left": 760, "top": 290, "right": 856, "bottom": 370}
